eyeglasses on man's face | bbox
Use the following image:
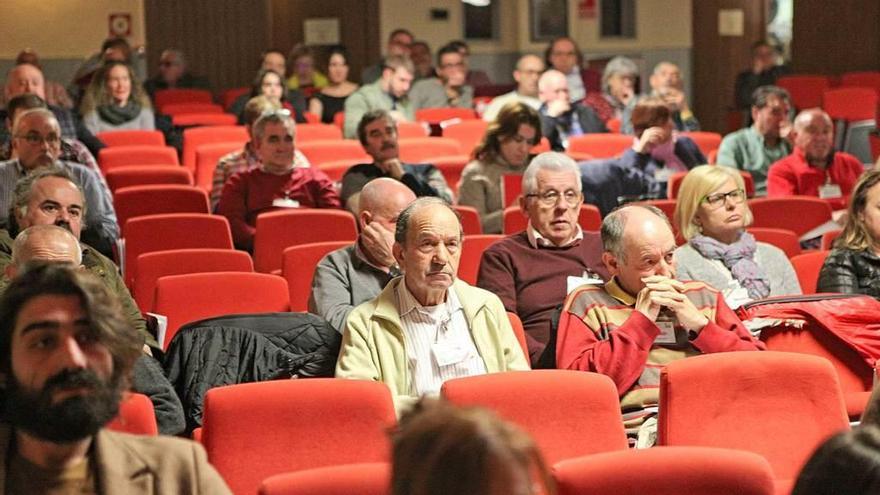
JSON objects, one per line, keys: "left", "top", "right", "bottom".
{"left": 526, "top": 189, "right": 582, "bottom": 207}
{"left": 16, "top": 132, "right": 61, "bottom": 146}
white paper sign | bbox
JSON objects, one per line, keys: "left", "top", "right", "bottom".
{"left": 718, "top": 9, "right": 744, "bottom": 37}
{"left": 304, "top": 18, "right": 340, "bottom": 45}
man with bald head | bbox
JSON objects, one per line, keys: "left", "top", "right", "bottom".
{"left": 337, "top": 197, "right": 529, "bottom": 414}
{"left": 310, "top": 178, "right": 416, "bottom": 333}
{"left": 767, "top": 108, "right": 866, "bottom": 210}
{"left": 3, "top": 63, "right": 103, "bottom": 155}
{"left": 556, "top": 205, "right": 763, "bottom": 439}
{"left": 5, "top": 225, "right": 82, "bottom": 277}
{"left": 538, "top": 69, "right": 606, "bottom": 151}
{"left": 0, "top": 109, "right": 118, "bottom": 256}
{"left": 482, "top": 54, "right": 544, "bottom": 122}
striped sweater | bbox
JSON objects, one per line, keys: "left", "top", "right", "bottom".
{"left": 557, "top": 278, "right": 764, "bottom": 420}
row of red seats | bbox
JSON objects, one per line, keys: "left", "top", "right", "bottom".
{"left": 110, "top": 353, "right": 849, "bottom": 495}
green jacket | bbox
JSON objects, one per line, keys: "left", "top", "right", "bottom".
{"left": 342, "top": 81, "right": 415, "bottom": 138}
{"left": 0, "top": 229, "right": 156, "bottom": 348}
{"left": 336, "top": 277, "right": 529, "bottom": 414}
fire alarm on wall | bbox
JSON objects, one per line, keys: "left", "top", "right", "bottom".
{"left": 109, "top": 13, "right": 132, "bottom": 37}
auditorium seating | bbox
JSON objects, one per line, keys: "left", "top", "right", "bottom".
{"left": 113, "top": 185, "right": 210, "bottom": 231}
{"left": 161, "top": 102, "right": 224, "bottom": 115}
{"left": 502, "top": 204, "right": 601, "bottom": 234}
{"left": 259, "top": 463, "right": 390, "bottom": 495}
{"left": 96, "top": 130, "right": 165, "bottom": 147}
{"left": 182, "top": 125, "right": 249, "bottom": 171}
{"left": 397, "top": 137, "right": 463, "bottom": 163}
{"left": 415, "top": 107, "right": 478, "bottom": 125}
{"left": 567, "top": 134, "right": 633, "bottom": 158}
{"left": 133, "top": 248, "right": 254, "bottom": 313}
{"left": 442, "top": 119, "right": 489, "bottom": 156}
{"left": 746, "top": 227, "right": 802, "bottom": 258}
{"left": 458, "top": 234, "right": 503, "bottom": 285}
{"left": 396, "top": 121, "right": 430, "bottom": 138}
{"left": 317, "top": 159, "right": 359, "bottom": 183}
{"left": 281, "top": 241, "right": 351, "bottom": 312}
{"left": 105, "top": 166, "right": 192, "bottom": 193}
{"left": 506, "top": 311, "right": 530, "bottom": 364}
{"left": 154, "top": 88, "right": 214, "bottom": 111}
{"left": 775, "top": 75, "right": 831, "bottom": 110}
{"left": 154, "top": 271, "right": 290, "bottom": 348}
{"left": 430, "top": 155, "right": 470, "bottom": 194}
{"left": 658, "top": 351, "right": 850, "bottom": 494}
{"left": 790, "top": 250, "right": 830, "bottom": 294}
{"left": 748, "top": 196, "right": 833, "bottom": 237}
{"left": 253, "top": 209, "right": 358, "bottom": 273}
{"left": 298, "top": 140, "right": 371, "bottom": 166}
{"left": 97, "top": 145, "right": 179, "bottom": 172}
{"left": 194, "top": 141, "right": 245, "bottom": 191}
{"left": 821, "top": 229, "right": 842, "bottom": 251}
{"left": 441, "top": 370, "right": 628, "bottom": 465}
{"left": 201, "top": 379, "right": 396, "bottom": 495}
{"left": 172, "top": 112, "right": 238, "bottom": 127}
{"left": 221, "top": 87, "right": 250, "bottom": 110}
{"left": 295, "top": 123, "right": 343, "bottom": 142}
{"left": 106, "top": 393, "right": 159, "bottom": 436}
{"left": 451, "top": 205, "right": 483, "bottom": 236}
{"left": 680, "top": 131, "right": 722, "bottom": 156}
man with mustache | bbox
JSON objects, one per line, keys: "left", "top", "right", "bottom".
{"left": 336, "top": 197, "right": 528, "bottom": 414}
{"left": 0, "top": 263, "right": 230, "bottom": 493}
{"left": 340, "top": 109, "right": 453, "bottom": 213}
{"left": 0, "top": 166, "right": 155, "bottom": 350}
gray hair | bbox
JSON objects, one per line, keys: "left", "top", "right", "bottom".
{"left": 602, "top": 56, "right": 638, "bottom": 94}
{"left": 11, "top": 107, "right": 58, "bottom": 138}
{"left": 522, "top": 152, "right": 582, "bottom": 195}
{"left": 601, "top": 205, "right": 671, "bottom": 260}
{"left": 9, "top": 166, "right": 85, "bottom": 236}
{"left": 394, "top": 197, "right": 461, "bottom": 244}
{"left": 751, "top": 85, "right": 791, "bottom": 108}
{"left": 11, "top": 225, "right": 82, "bottom": 268}
{"left": 252, "top": 109, "right": 295, "bottom": 142}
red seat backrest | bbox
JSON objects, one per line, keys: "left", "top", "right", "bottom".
{"left": 451, "top": 205, "right": 483, "bottom": 236}
{"left": 298, "top": 140, "right": 371, "bottom": 166}
{"left": 98, "top": 145, "right": 179, "bottom": 172}
{"left": 106, "top": 392, "right": 158, "bottom": 436}
{"left": 506, "top": 312, "right": 530, "bottom": 365}
{"left": 105, "top": 166, "right": 192, "bottom": 193}
{"left": 259, "top": 463, "right": 390, "bottom": 495}
{"left": 113, "top": 185, "right": 210, "bottom": 232}
{"left": 823, "top": 87, "right": 879, "bottom": 122}
{"left": 194, "top": 141, "right": 245, "bottom": 192}
{"left": 415, "top": 107, "right": 478, "bottom": 124}
{"left": 789, "top": 250, "right": 830, "bottom": 294}
{"left": 680, "top": 131, "right": 722, "bottom": 157}
{"left": 202, "top": 379, "right": 396, "bottom": 495}
{"left": 458, "top": 234, "right": 503, "bottom": 285}
{"left": 502, "top": 204, "right": 600, "bottom": 235}
{"left": 172, "top": 112, "right": 238, "bottom": 127}
{"left": 443, "top": 120, "right": 489, "bottom": 157}
{"left": 281, "top": 241, "right": 351, "bottom": 312}
{"left": 96, "top": 130, "right": 166, "bottom": 147}
{"left": 161, "top": 102, "right": 224, "bottom": 116}
{"left": 154, "top": 89, "right": 214, "bottom": 111}
{"left": 398, "top": 137, "right": 463, "bottom": 163}
{"left": 748, "top": 196, "right": 833, "bottom": 237}
{"left": 253, "top": 209, "right": 358, "bottom": 273}
{"left": 775, "top": 75, "right": 831, "bottom": 110}
{"left": 567, "top": 134, "right": 633, "bottom": 158}
{"left": 296, "top": 123, "right": 343, "bottom": 142}
{"left": 746, "top": 227, "right": 802, "bottom": 258}
{"left": 182, "top": 125, "right": 249, "bottom": 171}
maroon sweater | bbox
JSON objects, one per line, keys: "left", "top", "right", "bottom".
{"left": 477, "top": 231, "right": 608, "bottom": 364}
{"left": 217, "top": 166, "right": 341, "bottom": 251}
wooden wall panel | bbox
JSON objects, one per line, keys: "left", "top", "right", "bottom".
{"left": 144, "top": 0, "right": 271, "bottom": 93}
{"left": 790, "top": 0, "right": 880, "bottom": 74}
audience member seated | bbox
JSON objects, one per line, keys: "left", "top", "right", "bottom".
{"left": 649, "top": 61, "right": 699, "bottom": 131}
{"left": 448, "top": 40, "right": 492, "bottom": 88}
{"left": 544, "top": 37, "right": 600, "bottom": 102}
{"left": 458, "top": 102, "right": 542, "bottom": 233}
{"left": 409, "top": 40, "right": 436, "bottom": 81}
{"left": 362, "top": 28, "right": 414, "bottom": 85}
{"left": 3, "top": 63, "right": 104, "bottom": 156}
{"left": 286, "top": 43, "right": 327, "bottom": 93}
{"left": 392, "top": 400, "right": 553, "bottom": 495}
{"left": 478, "top": 153, "right": 607, "bottom": 366}
{"left": 482, "top": 54, "right": 544, "bottom": 122}
{"left": 791, "top": 426, "right": 880, "bottom": 495}
{"left": 336, "top": 198, "right": 529, "bottom": 414}
{"left": 3, "top": 225, "right": 184, "bottom": 435}
{"left": 2, "top": 94, "right": 98, "bottom": 175}
{"left": 341, "top": 109, "right": 452, "bottom": 213}
{"left": 260, "top": 48, "right": 287, "bottom": 77}
{"left": 584, "top": 56, "right": 639, "bottom": 134}
{"left": 817, "top": 170, "right": 880, "bottom": 298}
{"left": 581, "top": 97, "right": 705, "bottom": 216}
{"left": 556, "top": 205, "right": 765, "bottom": 439}
{"left": 410, "top": 43, "right": 473, "bottom": 111}
{"left": 216, "top": 110, "right": 340, "bottom": 251}
{"left": 717, "top": 85, "right": 792, "bottom": 196}
{"left": 142, "top": 49, "right": 210, "bottom": 100}
{"left": 0, "top": 168, "right": 151, "bottom": 348}
{"left": 310, "top": 178, "right": 416, "bottom": 333}
{"left": 538, "top": 70, "right": 607, "bottom": 151}
{"left": 344, "top": 55, "right": 415, "bottom": 139}
{"left": 70, "top": 37, "right": 140, "bottom": 106}
{"left": 10, "top": 50, "right": 73, "bottom": 109}
{"left": 673, "top": 165, "right": 800, "bottom": 308}
{"left": 210, "top": 95, "right": 310, "bottom": 210}
{"left": 307, "top": 45, "right": 359, "bottom": 124}
{"left": 767, "top": 108, "right": 865, "bottom": 210}
{"left": 80, "top": 62, "right": 155, "bottom": 134}
{"left": 734, "top": 41, "right": 789, "bottom": 116}
{"left": 0, "top": 264, "right": 231, "bottom": 493}
{"left": 0, "top": 109, "right": 118, "bottom": 256}
{"left": 236, "top": 69, "right": 305, "bottom": 125}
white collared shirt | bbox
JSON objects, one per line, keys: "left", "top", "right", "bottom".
{"left": 396, "top": 280, "right": 487, "bottom": 397}
{"left": 526, "top": 222, "right": 584, "bottom": 249}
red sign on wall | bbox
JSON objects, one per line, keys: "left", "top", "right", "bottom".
{"left": 109, "top": 13, "right": 132, "bottom": 37}
{"left": 578, "top": 0, "right": 597, "bottom": 19}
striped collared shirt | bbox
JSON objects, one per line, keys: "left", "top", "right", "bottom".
{"left": 396, "top": 280, "right": 486, "bottom": 397}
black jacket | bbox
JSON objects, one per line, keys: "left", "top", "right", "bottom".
{"left": 817, "top": 248, "right": 880, "bottom": 298}
{"left": 539, "top": 102, "right": 608, "bottom": 151}
{"left": 164, "top": 312, "right": 340, "bottom": 433}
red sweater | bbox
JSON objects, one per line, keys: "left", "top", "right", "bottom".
{"left": 217, "top": 166, "right": 341, "bottom": 251}
{"left": 476, "top": 231, "right": 608, "bottom": 365}
{"left": 767, "top": 149, "right": 865, "bottom": 210}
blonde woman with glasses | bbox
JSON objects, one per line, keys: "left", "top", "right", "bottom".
{"left": 673, "top": 165, "right": 800, "bottom": 308}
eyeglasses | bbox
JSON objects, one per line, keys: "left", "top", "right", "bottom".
{"left": 260, "top": 108, "right": 292, "bottom": 118}
{"left": 702, "top": 188, "right": 745, "bottom": 209}
{"left": 15, "top": 132, "right": 61, "bottom": 146}
{"left": 526, "top": 189, "right": 582, "bottom": 207}
{"left": 440, "top": 62, "right": 466, "bottom": 70}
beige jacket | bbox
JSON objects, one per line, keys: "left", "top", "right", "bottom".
{"left": 336, "top": 278, "right": 529, "bottom": 414}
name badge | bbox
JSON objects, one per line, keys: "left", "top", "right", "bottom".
{"left": 272, "top": 197, "right": 300, "bottom": 208}
{"left": 654, "top": 319, "right": 678, "bottom": 345}
{"left": 432, "top": 340, "right": 472, "bottom": 367}
{"left": 566, "top": 271, "right": 604, "bottom": 294}
{"left": 818, "top": 184, "right": 842, "bottom": 200}
{"left": 654, "top": 167, "right": 674, "bottom": 182}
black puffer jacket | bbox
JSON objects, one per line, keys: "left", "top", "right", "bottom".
{"left": 817, "top": 248, "right": 880, "bottom": 298}
{"left": 163, "top": 312, "right": 340, "bottom": 433}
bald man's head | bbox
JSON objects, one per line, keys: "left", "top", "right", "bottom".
{"left": 5, "top": 64, "right": 45, "bottom": 100}
{"left": 8, "top": 225, "right": 82, "bottom": 279}
{"left": 538, "top": 69, "right": 568, "bottom": 104}
{"left": 358, "top": 178, "right": 416, "bottom": 230}
{"left": 792, "top": 108, "right": 834, "bottom": 163}
{"left": 601, "top": 205, "right": 676, "bottom": 296}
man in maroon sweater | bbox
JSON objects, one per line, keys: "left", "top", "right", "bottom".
{"left": 477, "top": 152, "right": 607, "bottom": 366}
{"left": 217, "top": 110, "right": 341, "bottom": 251}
